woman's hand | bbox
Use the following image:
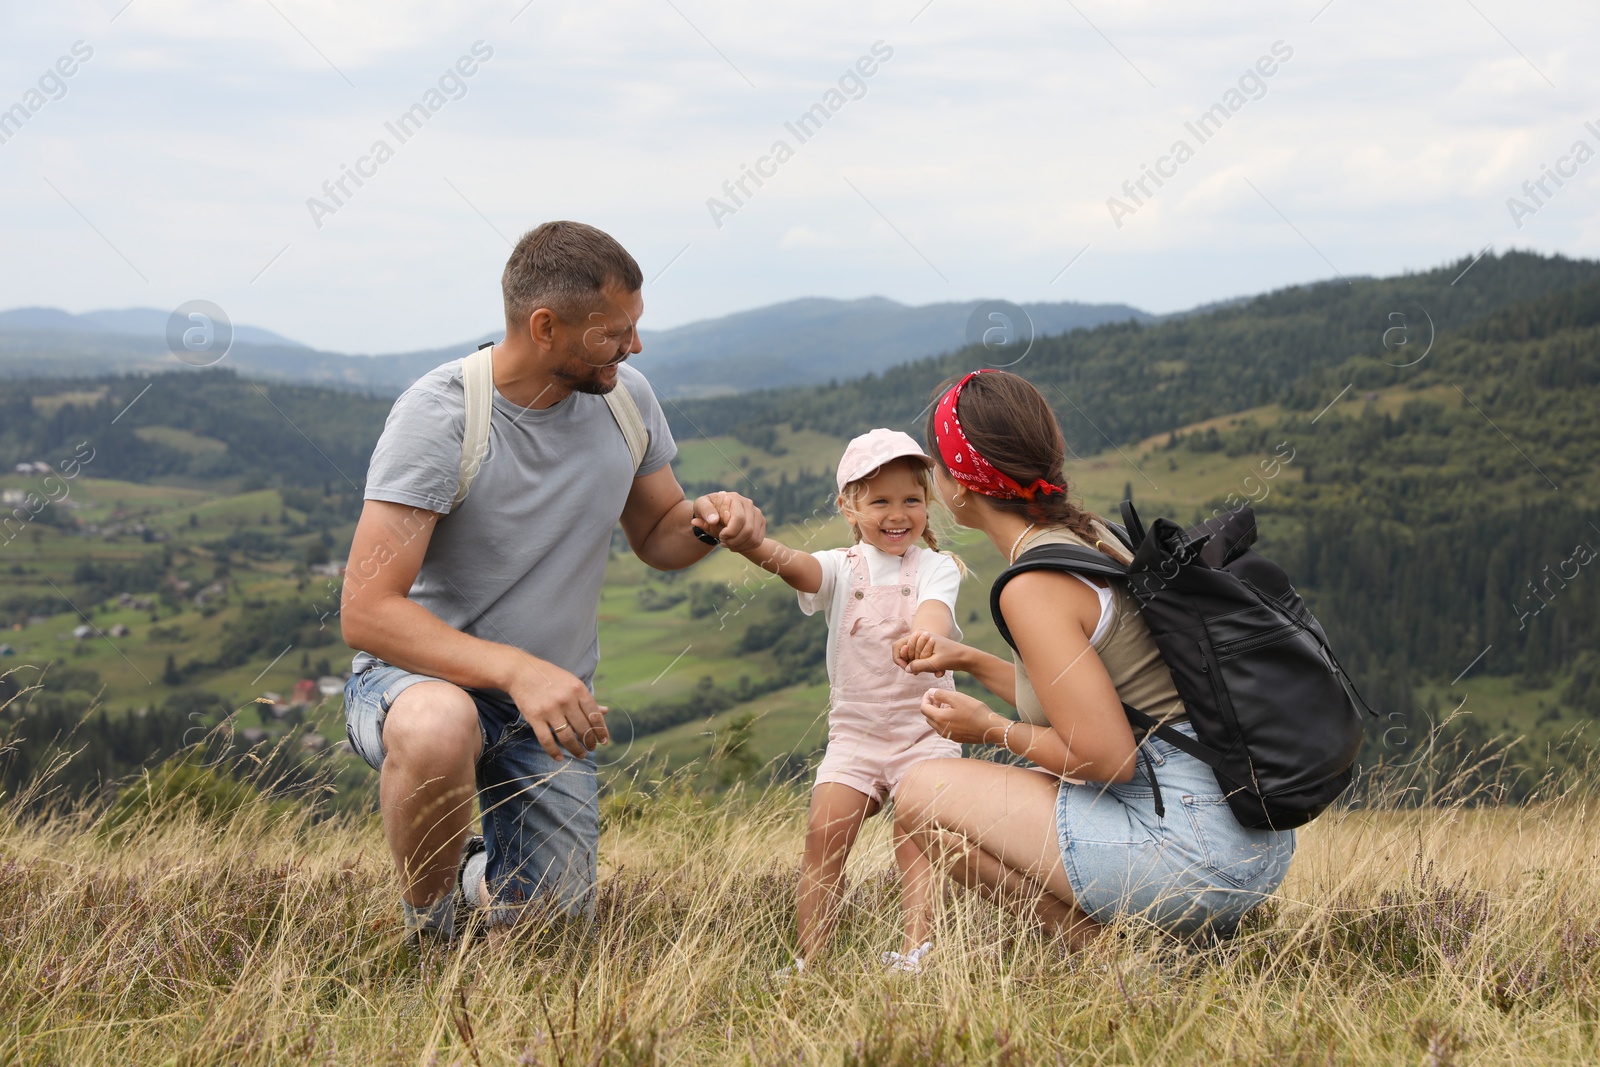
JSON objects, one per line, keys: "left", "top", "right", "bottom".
{"left": 920, "top": 688, "right": 1006, "bottom": 746}
{"left": 895, "top": 629, "right": 970, "bottom": 677}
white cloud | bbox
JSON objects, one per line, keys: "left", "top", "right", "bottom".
{"left": 778, "top": 225, "right": 841, "bottom": 249}
{"left": 0, "top": 0, "right": 1595, "bottom": 350}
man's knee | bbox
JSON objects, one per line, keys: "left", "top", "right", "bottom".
{"left": 381, "top": 681, "right": 481, "bottom": 771}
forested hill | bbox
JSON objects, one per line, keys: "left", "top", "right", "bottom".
{"left": 0, "top": 373, "right": 393, "bottom": 490}
{"left": 5, "top": 251, "right": 1600, "bottom": 762}
{"left": 662, "top": 250, "right": 1600, "bottom": 748}
{"left": 5, "top": 250, "right": 1590, "bottom": 496}
{"left": 1229, "top": 271, "right": 1600, "bottom": 733}
{"left": 664, "top": 251, "right": 1600, "bottom": 447}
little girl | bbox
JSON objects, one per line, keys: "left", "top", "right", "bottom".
{"left": 731, "top": 428, "right": 965, "bottom": 975}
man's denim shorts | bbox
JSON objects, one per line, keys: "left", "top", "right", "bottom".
{"left": 345, "top": 662, "right": 598, "bottom": 920}
{"left": 1056, "top": 722, "right": 1295, "bottom": 937}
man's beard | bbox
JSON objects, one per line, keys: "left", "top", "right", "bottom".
{"left": 555, "top": 341, "right": 626, "bottom": 395}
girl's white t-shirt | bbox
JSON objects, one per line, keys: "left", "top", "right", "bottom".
{"left": 797, "top": 543, "right": 964, "bottom": 681}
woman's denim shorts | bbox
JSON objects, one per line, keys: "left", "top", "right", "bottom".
{"left": 1056, "top": 722, "right": 1294, "bottom": 937}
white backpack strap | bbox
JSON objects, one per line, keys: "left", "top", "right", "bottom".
{"left": 457, "top": 346, "right": 645, "bottom": 506}
{"left": 603, "top": 377, "right": 649, "bottom": 472}
{"left": 454, "top": 345, "right": 495, "bottom": 508}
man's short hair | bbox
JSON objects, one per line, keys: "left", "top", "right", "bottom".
{"left": 502, "top": 221, "right": 643, "bottom": 328}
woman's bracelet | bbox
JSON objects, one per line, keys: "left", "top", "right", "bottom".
{"left": 1000, "top": 719, "right": 1021, "bottom": 754}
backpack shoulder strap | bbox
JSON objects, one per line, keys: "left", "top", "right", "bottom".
{"left": 1122, "top": 703, "right": 1222, "bottom": 767}
{"left": 455, "top": 346, "right": 649, "bottom": 508}
{"left": 453, "top": 344, "right": 495, "bottom": 509}
{"left": 603, "top": 376, "right": 649, "bottom": 472}
{"left": 1119, "top": 500, "right": 1147, "bottom": 547}
{"left": 990, "top": 544, "right": 1223, "bottom": 775}
{"left": 989, "top": 544, "right": 1128, "bottom": 650}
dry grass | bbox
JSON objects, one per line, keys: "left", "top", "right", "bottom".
{"left": 2, "top": 747, "right": 1598, "bottom": 1067}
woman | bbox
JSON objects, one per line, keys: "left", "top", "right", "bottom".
{"left": 892, "top": 369, "right": 1294, "bottom": 951}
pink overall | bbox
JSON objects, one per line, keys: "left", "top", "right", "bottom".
{"left": 813, "top": 545, "right": 962, "bottom": 805}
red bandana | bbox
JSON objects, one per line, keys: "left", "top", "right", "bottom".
{"left": 932, "top": 370, "right": 1067, "bottom": 501}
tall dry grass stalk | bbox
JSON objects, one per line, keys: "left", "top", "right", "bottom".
{"left": 1, "top": 717, "right": 1597, "bottom": 1065}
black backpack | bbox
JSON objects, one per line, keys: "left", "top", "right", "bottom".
{"left": 990, "top": 502, "right": 1373, "bottom": 830}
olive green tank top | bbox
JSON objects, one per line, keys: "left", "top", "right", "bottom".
{"left": 1009, "top": 522, "right": 1187, "bottom": 729}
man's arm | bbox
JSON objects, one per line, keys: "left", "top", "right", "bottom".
{"left": 339, "top": 498, "right": 607, "bottom": 761}
{"left": 619, "top": 465, "right": 765, "bottom": 569}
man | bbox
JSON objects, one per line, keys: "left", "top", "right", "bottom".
{"left": 341, "top": 221, "right": 764, "bottom": 942}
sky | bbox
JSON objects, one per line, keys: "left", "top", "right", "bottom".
{"left": 3, "top": 0, "right": 1597, "bottom": 354}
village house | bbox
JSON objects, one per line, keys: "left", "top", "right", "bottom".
{"left": 193, "top": 581, "right": 226, "bottom": 606}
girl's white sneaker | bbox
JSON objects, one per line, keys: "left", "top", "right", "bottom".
{"left": 772, "top": 956, "right": 806, "bottom": 983}
{"left": 880, "top": 941, "right": 933, "bottom": 975}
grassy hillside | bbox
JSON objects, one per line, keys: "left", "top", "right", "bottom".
{"left": 5, "top": 426, "right": 1588, "bottom": 808}
{"left": 5, "top": 251, "right": 1600, "bottom": 802}
{"left": 0, "top": 467, "right": 717, "bottom": 793}
{"left": 1, "top": 741, "right": 1596, "bottom": 1065}
{"left": 0, "top": 457, "right": 1007, "bottom": 803}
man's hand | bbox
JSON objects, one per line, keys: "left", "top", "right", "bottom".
{"left": 894, "top": 629, "right": 972, "bottom": 677}
{"left": 690, "top": 491, "right": 766, "bottom": 553}
{"left": 623, "top": 467, "right": 767, "bottom": 570}
{"left": 504, "top": 658, "right": 610, "bottom": 761}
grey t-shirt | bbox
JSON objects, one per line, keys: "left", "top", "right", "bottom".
{"left": 350, "top": 358, "right": 677, "bottom": 688}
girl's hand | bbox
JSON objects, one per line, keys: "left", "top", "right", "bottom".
{"left": 894, "top": 629, "right": 968, "bottom": 677}
{"left": 920, "top": 689, "right": 1004, "bottom": 745}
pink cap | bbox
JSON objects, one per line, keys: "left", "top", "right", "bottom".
{"left": 836, "top": 428, "right": 933, "bottom": 491}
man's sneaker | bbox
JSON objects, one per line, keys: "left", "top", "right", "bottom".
{"left": 402, "top": 894, "right": 456, "bottom": 949}
{"left": 457, "top": 834, "right": 487, "bottom": 909}
{"left": 402, "top": 835, "right": 486, "bottom": 949}
{"left": 880, "top": 941, "right": 933, "bottom": 975}
{"left": 454, "top": 834, "right": 488, "bottom": 938}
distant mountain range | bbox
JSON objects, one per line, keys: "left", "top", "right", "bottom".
{"left": 633, "top": 296, "right": 1151, "bottom": 396}
{"left": 0, "top": 307, "right": 306, "bottom": 348}
{"left": 0, "top": 296, "right": 1150, "bottom": 398}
